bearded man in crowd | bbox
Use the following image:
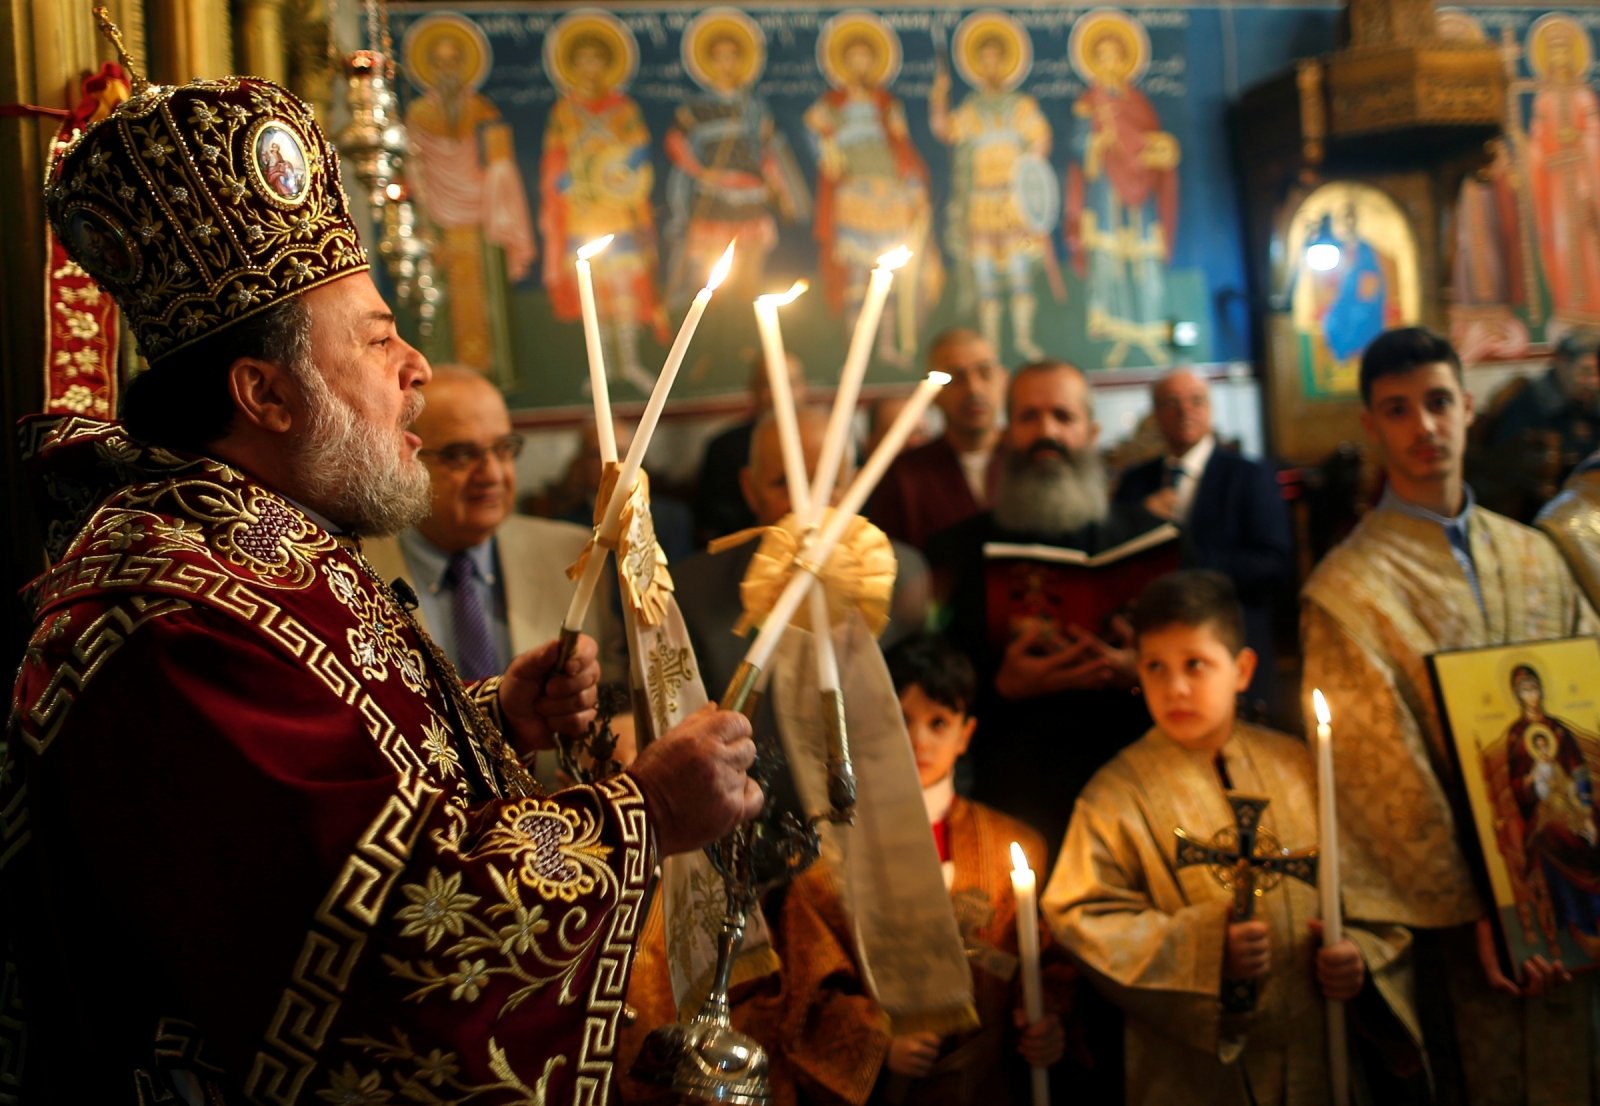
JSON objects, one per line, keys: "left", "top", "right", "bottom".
{"left": 926, "top": 359, "right": 1170, "bottom": 854}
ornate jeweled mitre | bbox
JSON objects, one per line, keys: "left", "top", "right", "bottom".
{"left": 45, "top": 69, "right": 369, "bottom": 364}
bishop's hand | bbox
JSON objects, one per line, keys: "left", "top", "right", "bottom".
{"left": 497, "top": 633, "right": 601, "bottom": 756}
{"left": 627, "top": 706, "right": 763, "bottom": 856}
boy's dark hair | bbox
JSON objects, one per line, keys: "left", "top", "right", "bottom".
{"left": 885, "top": 633, "right": 977, "bottom": 715}
{"left": 1128, "top": 569, "right": 1246, "bottom": 655}
{"left": 1358, "top": 326, "right": 1462, "bottom": 406}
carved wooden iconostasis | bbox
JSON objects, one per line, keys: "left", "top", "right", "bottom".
{"left": 1240, "top": 2, "right": 1600, "bottom": 467}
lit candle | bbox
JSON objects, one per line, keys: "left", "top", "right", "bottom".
{"left": 812, "top": 246, "right": 911, "bottom": 515}
{"left": 576, "top": 234, "right": 617, "bottom": 464}
{"left": 753, "top": 281, "right": 812, "bottom": 521}
{"left": 739, "top": 370, "right": 947, "bottom": 673}
{"left": 1010, "top": 841, "right": 1050, "bottom": 1106}
{"left": 562, "top": 242, "right": 737, "bottom": 634}
{"left": 1313, "top": 689, "right": 1350, "bottom": 1106}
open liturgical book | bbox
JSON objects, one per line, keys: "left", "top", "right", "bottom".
{"left": 982, "top": 523, "right": 1181, "bottom": 650}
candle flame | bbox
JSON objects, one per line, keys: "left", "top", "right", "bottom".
{"left": 928, "top": 370, "right": 952, "bottom": 386}
{"left": 757, "top": 280, "right": 809, "bottom": 307}
{"left": 706, "top": 241, "right": 737, "bottom": 291}
{"left": 1010, "top": 840, "right": 1030, "bottom": 873}
{"left": 1313, "top": 688, "right": 1331, "bottom": 727}
{"left": 875, "top": 245, "right": 913, "bottom": 271}
{"left": 577, "top": 234, "right": 614, "bottom": 261}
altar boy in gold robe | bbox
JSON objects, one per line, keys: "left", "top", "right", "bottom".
{"left": 1302, "top": 327, "right": 1599, "bottom": 1105}
{"left": 1044, "top": 571, "right": 1421, "bottom": 1106}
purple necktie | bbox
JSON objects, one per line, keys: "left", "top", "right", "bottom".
{"left": 445, "top": 551, "right": 499, "bottom": 682}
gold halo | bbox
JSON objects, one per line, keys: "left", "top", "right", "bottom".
{"left": 953, "top": 10, "right": 1031, "bottom": 93}
{"left": 1069, "top": 8, "right": 1149, "bottom": 86}
{"left": 403, "top": 13, "right": 492, "bottom": 94}
{"left": 1434, "top": 8, "right": 1487, "bottom": 44}
{"left": 683, "top": 8, "right": 766, "bottom": 92}
{"left": 545, "top": 9, "right": 638, "bottom": 96}
{"left": 1529, "top": 14, "right": 1592, "bottom": 81}
{"left": 817, "top": 11, "right": 902, "bottom": 91}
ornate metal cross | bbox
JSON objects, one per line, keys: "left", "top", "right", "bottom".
{"left": 1175, "top": 793, "right": 1318, "bottom": 1011}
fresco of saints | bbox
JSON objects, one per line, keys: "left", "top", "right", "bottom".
{"left": 1499, "top": 664, "right": 1600, "bottom": 956}
{"left": 540, "top": 12, "right": 666, "bottom": 393}
{"left": 1526, "top": 15, "right": 1600, "bottom": 324}
{"left": 664, "top": 8, "right": 810, "bottom": 308}
{"left": 805, "top": 12, "right": 940, "bottom": 368}
{"left": 1065, "top": 12, "right": 1177, "bottom": 368}
{"left": 930, "top": 11, "right": 1058, "bottom": 362}
{"left": 402, "top": 14, "right": 536, "bottom": 374}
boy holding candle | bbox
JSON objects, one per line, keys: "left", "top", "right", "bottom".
{"left": 1042, "top": 571, "right": 1422, "bottom": 1106}
{"left": 881, "top": 633, "right": 1070, "bottom": 1105}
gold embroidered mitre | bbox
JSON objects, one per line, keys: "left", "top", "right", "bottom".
{"left": 45, "top": 71, "right": 369, "bottom": 364}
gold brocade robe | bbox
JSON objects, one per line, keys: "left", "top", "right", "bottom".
{"left": 1302, "top": 503, "right": 1598, "bottom": 1105}
{"left": 1041, "top": 725, "right": 1418, "bottom": 1106}
{"left": 1539, "top": 466, "right": 1600, "bottom": 614}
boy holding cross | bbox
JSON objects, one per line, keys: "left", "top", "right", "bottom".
{"left": 1042, "top": 571, "right": 1420, "bottom": 1105}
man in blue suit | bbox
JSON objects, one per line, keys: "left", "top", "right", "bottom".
{"left": 1113, "top": 369, "right": 1293, "bottom": 719}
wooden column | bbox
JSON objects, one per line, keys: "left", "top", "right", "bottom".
{"left": 235, "top": 0, "right": 288, "bottom": 85}
{"left": 0, "top": 0, "right": 103, "bottom": 648}
{"left": 147, "top": 0, "right": 231, "bottom": 83}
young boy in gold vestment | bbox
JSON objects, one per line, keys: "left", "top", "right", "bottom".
{"left": 1043, "top": 571, "right": 1420, "bottom": 1106}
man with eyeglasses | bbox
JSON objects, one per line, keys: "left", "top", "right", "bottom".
{"left": 364, "top": 365, "right": 623, "bottom": 689}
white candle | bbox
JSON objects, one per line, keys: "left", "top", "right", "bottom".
{"left": 754, "top": 281, "right": 842, "bottom": 694}
{"left": 576, "top": 235, "right": 617, "bottom": 465}
{"left": 1313, "top": 688, "right": 1350, "bottom": 1106}
{"left": 739, "top": 371, "right": 947, "bottom": 672}
{"left": 812, "top": 246, "right": 911, "bottom": 515}
{"left": 1010, "top": 841, "right": 1050, "bottom": 1106}
{"left": 563, "top": 242, "right": 736, "bottom": 633}
{"left": 753, "top": 282, "right": 812, "bottom": 520}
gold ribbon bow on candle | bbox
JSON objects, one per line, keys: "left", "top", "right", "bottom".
{"left": 710, "top": 509, "right": 896, "bottom": 639}
{"left": 566, "top": 462, "right": 675, "bottom": 628}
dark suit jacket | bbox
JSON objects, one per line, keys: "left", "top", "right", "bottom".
{"left": 1114, "top": 445, "right": 1293, "bottom": 713}
{"left": 868, "top": 437, "right": 1004, "bottom": 550}
{"left": 693, "top": 420, "right": 757, "bottom": 542}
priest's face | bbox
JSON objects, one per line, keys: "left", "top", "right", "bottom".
{"left": 1360, "top": 361, "right": 1475, "bottom": 498}
{"left": 1135, "top": 621, "right": 1255, "bottom": 755}
{"left": 289, "top": 273, "right": 434, "bottom": 535}
{"left": 413, "top": 369, "right": 519, "bottom": 554}
{"left": 898, "top": 684, "right": 975, "bottom": 789}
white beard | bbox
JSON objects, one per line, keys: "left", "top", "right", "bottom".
{"left": 292, "top": 368, "right": 432, "bottom": 536}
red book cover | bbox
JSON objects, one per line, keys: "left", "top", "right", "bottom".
{"left": 982, "top": 524, "right": 1181, "bottom": 651}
